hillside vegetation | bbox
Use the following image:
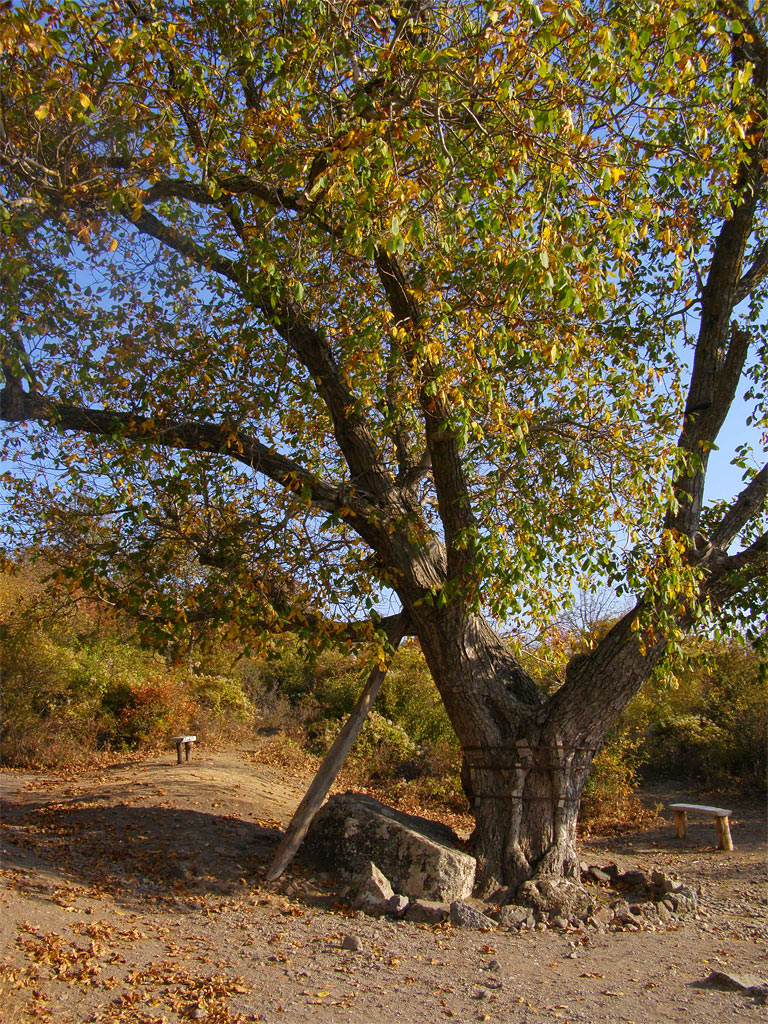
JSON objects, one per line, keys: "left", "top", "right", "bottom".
{"left": 2, "top": 566, "right": 765, "bottom": 830}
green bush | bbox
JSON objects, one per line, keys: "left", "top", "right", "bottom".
{"left": 0, "top": 567, "right": 254, "bottom": 764}
{"left": 631, "top": 639, "right": 767, "bottom": 789}
{"left": 347, "top": 711, "right": 419, "bottom": 780}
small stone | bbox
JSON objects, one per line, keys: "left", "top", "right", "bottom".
{"left": 637, "top": 901, "right": 659, "bottom": 921}
{"left": 406, "top": 899, "right": 449, "bottom": 924}
{"left": 485, "top": 959, "right": 502, "bottom": 972}
{"left": 497, "top": 905, "right": 530, "bottom": 930}
{"left": 449, "top": 900, "right": 497, "bottom": 930}
{"left": 592, "top": 905, "right": 613, "bottom": 926}
{"left": 587, "top": 867, "right": 611, "bottom": 884}
{"left": 471, "top": 989, "right": 489, "bottom": 1000}
{"left": 190, "top": 1009, "right": 208, "bottom": 1021}
{"left": 656, "top": 901, "right": 672, "bottom": 923}
{"left": 349, "top": 861, "right": 394, "bottom": 915}
{"left": 550, "top": 915, "right": 569, "bottom": 930}
{"left": 611, "top": 900, "right": 642, "bottom": 926}
{"left": 341, "top": 933, "right": 363, "bottom": 952}
{"left": 703, "top": 970, "right": 768, "bottom": 997}
{"left": 386, "top": 894, "right": 409, "bottom": 917}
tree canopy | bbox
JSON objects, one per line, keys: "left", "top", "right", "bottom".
{"left": 1, "top": 0, "right": 766, "bottom": 651}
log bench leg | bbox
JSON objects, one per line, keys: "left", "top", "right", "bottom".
{"left": 175, "top": 740, "right": 184, "bottom": 765}
{"left": 673, "top": 808, "right": 688, "bottom": 839}
{"left": 184, "top": 740, "right": 192, "bottom": 762}
{"left": 716, "top": 815, "right": 734, "bottom": 852}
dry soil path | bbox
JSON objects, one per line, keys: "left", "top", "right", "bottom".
{"left": 1, "top": 745, "right": 766, "bottom": 1024}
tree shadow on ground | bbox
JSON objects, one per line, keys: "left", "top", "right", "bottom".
{"left": 0, "top": 796, "right": 340, "bottom": 914}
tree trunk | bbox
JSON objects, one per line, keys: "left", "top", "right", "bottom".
{"left": 405, "top": 601, "right": 663, "bottom": 899}
{"left": 463, "top": 729, "right": 595, "bottom": 897}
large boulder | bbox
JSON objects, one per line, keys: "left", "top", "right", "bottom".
{"left": 302, "top": 792, "right": 476, "bottom": 901}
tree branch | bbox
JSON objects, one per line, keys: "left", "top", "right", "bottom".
{"left": 142, "top": 175, "right": 300, "bottom": 214}
{"left": 709, "top": 528, "right": 768, "bottom": 576}
{"left": 710, "top": 463, "right": 768, "bottom": 550}
{"left": 124, "top": 206, "right": 393, "bottom": 503}
{"left": 733, "top": 239, "right": 768, "bottom": 305}
{"left": 0, "top": 385, "right": 352, "bottom": 518}
{"left": 705, "top": 529, "right": 768, "bottom": 612}
{"left": 374, "top": 249, "right": 477, "bottom": 579}
{"left": 668, "top": 11, "right": 767, "bottom": 537}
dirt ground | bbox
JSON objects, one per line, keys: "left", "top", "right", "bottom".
{"left": 1, "top": 742, "right": 766, "bottom": 1024}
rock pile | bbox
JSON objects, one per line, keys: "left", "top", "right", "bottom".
{"left": 301, "top": 793, "right": 699, "bottom": 932}
{"left": 337, "top": 858, "right": 698, "bottom": 933}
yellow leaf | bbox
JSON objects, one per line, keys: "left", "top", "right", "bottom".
{"left": 34, "top": 103, "right": 49, "bottom": 121}
{"left": 108, "top": 238, "right": 118, "bottom": 252}
{"left": 77, "top": 92, "right": 90, "bottom": 109}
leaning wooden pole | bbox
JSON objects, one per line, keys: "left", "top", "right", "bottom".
{"left": 264, "top": 612, "right": 409, "bottom": 882}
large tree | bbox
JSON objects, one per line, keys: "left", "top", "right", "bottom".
{"left": 1, "top": 0, "right": 766, "bottom": 897}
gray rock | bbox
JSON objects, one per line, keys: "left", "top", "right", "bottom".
{"left": 550, "top": 915, "right": 569, "bottom": 930}
{"left": 586, "top": 867, "right": 612, "bottom": 884}
{"left": 386, "top": 894, "right": 409, "bottom": 917}
{"left": 651, "top": 868, "right": 670, "bottom": 890}
{"left": 656, "top": 901, "right": 673, "bottom": 923}
{"left": 341, "top": 933, "right": 363, "bottom": 952}
{"left": 349, "top": 861, "right": 394, "bottom": 914}
{"left": 497, "top": 905, "right": 531, "bottom": 930}
{"left": 703, "top": 971, "right": 768, "bottom": 1001}
{"left": 448, "top": 900, "right": 497, "bottom": 930}
{"left": 610, "top": 899, "right": 642, "bottom": 925}
{"left": 406, "top": 899, "right": 449, "bottom": 924}
{"left": 619, "top": 869, "right": 651, "bottom": 888}
{"left": 636, "top": 901, "right": 659, "bottom": 921}
{"left": 303, "top": 793, "right": 476, "bottom": 900}
{"left": 517, "top": 878, "right": 591, "bottom": 918}
{"left": 590, "top": 905, "right": 613, "bottom": 926}
{"left": 664, "top": 885, "right": 697, "bottom": 913}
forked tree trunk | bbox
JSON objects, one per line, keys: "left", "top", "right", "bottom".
{"left": 407, "top": 602, "right": 665, "bottom": 898}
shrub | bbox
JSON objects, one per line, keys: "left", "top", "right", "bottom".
{"left": 0, "top": 566, "right": 255, "bottom": 763}
{"left": 632, "top": 639, "right": 767, "bottom": 790}
{"left": 579, "top": 730, "right": 656, "bottom": 832}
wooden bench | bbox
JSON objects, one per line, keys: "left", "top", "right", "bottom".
{"left": 172, "top": 735, "right": 197, "bottom": 764}
{"left": 669, "top": 802, "right": 733, "bottom": 851}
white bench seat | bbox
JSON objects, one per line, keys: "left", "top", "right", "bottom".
{"left": 172, "top": 735, "right": 197, "bottom": 764}
{"left": 669, "top": 802, "right": 734, "bottom": 851}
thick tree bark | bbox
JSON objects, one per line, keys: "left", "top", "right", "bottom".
{"left": 463, "top": 732, "right": 592, "bottom": 897}
{"left": 404, "top": 601, "right": 669, "bottom": 898}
